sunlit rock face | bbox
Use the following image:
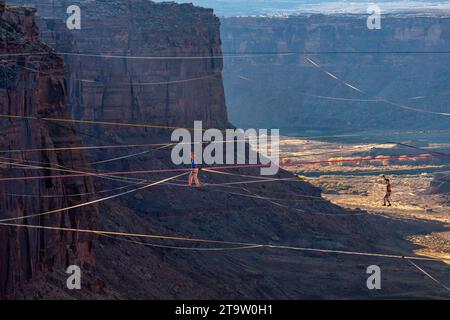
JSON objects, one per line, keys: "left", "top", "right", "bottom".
{"left": 221, "top": 15, "right": 450, "bottom": 133}
{"left": 0, "top": 5, "right": 97, "bottom": 298}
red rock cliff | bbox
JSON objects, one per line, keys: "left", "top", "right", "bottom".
{"left": 11, "top": 0, "right": 229, "bottom": 133}
{"left": 2, "top": 1, "right": 446, "bottom": 300}
{"left": 0, "top": 4, "right": 97, "bottom": 298}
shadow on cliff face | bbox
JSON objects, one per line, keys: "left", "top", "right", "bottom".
{"left": 11, "top": 130, "right": 450, "bottom": 299}
{"left": 3, "top": 0, "right": 449, "bottom": 299}
{"left": 0, "top": 4, "right": 97, "bottom": 299}
{"left": 80, "top": 130, "right": 449, "bottom": 299}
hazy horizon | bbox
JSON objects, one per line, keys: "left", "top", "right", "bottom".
{"left": 154, "top": 0, "right": 450, "bottom": 16}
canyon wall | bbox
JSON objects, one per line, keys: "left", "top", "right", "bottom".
{"left": 0, "top": 4, "right": 97, "bottom": 298}
{"left": 2, "top": 2, "right": 447, "bottom": 299}
{"left": 11, "top": 0, "right": 229, "bottom": 136}
{"left": 220, "top": 15, "right": 450, "bottom": 133}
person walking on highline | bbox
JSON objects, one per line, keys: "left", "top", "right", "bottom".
{"left": 189, "top": 152, "right": 201, "bottom": 187}
{"left": 382, "top": 175, "right": 392, "bottom": 207}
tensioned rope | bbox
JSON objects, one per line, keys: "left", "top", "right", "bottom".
{"left": 239, "top": 186, "right": 305, "bottom": 212}
{"left": 389, "top": 142, "right": 449, "bottom": 156}
{"left": 0, "top": 131, "right": 445, "bottom": 177}
{"left": 1, "top": 153, "right": 449, "bottom": 183}
{"left": 0, "top": 172, "right": 189, "bottom": 223}
{"left": 303, "top": 91, "right": 450, "bottom": 104}
{"left": 202, "top": 168, "right": 277, "bottom": 180}
{"left": 2, "top": 159, "right": 405, "bottom": 213}
{"left": 0, "top": 221, "right": 442, "bottom": 262}
{"left": 0, "top": 113, "right": 189, "bottom": 130}
{"left": 0, "top": 51, "right": 295, "bottom": 60}
{"left": 0, "top": 155, "right": 302, "bottom": 196}
{"left": 76, "top": 75, "right": 215, "bottom": 86}
{"left": 0, "top": 157, "right": 141, "bottom": 185}
{"left": 234, "top": 186, "right": 365, "bottom": 217}
{"left": 406, "top": 259, "right": 450, "bottom": 293}
{"left": 0, "top": 138, "right": 445, "bottom": 181}
{"left": 0, "top": 169, "right": 317, "bottom": 203}
{"left": 0, "top": 51, "right": 303, "bottom": 60}
{"left": 0, "top": 173, "right": 304, "bottom": 223}
{"left": 10, "top": 64, "right": 217, "bottom": 85}
{"left": 1, "top": 23, "right": 448, "bottom": 288}
{"left": 77, "top": 143, "right": 375, "bottom": 166}
{"left": 0, "top": 139, "right": 442, "bottom": 194}
{"left": 0, "top": 155, "right": 439, "bottom": 282}
{"left": 304, "top": 56, "right": 450, "bottom": 117}
{"left": 3, "top": 181, "right": 144, "bottom": 199}
{"left": 6, "top": 51, "right": 450, "bottom": 103}
{"left": 60, "top": 52, "right": 298, "bottom": 60}
{"left": 0, "top": 136, "right": 264, "bottom": 155}
{"left": 5, "top": 50, "right": 450, "bottom": 60}
{"left": 0, "top": 124, "right": 448, "bottom": 155}
{"left": 0, "top": 151, "right": 159, "bottom": 186}
{"left": 219, "top": 189, "right": 325, "bottom": 202}
{"left": 0, "top": 151, "right": 166, "bottom": 186}
{"left": 11, "top": 52, "right": 449, "bottom": 106}
{"left": 101, "top": 233, "right": 264, "bottom": 252}
{"left": 406, "top": 91, "right": 450, "bottom": 101}
{"left": 3, "top": 176, "right": 367, "bottom": 207}
{"left": 1, "top": 223, "right": 446, "bottom": 296}
{"left": 201, "top": 177, "right": 299, "bottom": 187}
{"left": 302, "top": 93, "right": 380, "bottom": 102}
{"left": 0, "top": 153, "right": 445, "bottom": 272}
{"left": 0, "top": 133, "right": 440, "bottom": 222}
{"left": 0, "top": 156, "right": 326, "bottom": 202}
{"left": 8, "top": 183, "right": 363, "bottom": 226}
{"left": 89, "top": 150, "right": 151, "bottom": 165}
{"left": 305, "top": 56, "right": 364, "bottom": 94}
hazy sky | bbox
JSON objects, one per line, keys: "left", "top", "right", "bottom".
{"left": 154, "top": 0, "right": 450, "bottom": 16}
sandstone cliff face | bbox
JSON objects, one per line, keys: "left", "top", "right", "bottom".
{"left": 11, "top": 0, "right": 229, "bottom": 133}
{"left": 2, "top": 2, "right": 447, "bottom": 299}
{"left": 0, "top": 4, "right": 97, "bottom": 298}
{"left": 220, "top": 15, "right": 450, "bottom": 132}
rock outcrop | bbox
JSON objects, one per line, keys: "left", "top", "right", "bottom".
{"left": 2, "top": 1, "right": 448, "bottom": 299}
{"left": 430, "top": 173, "right": 450, "bottom": 196}
{"left": 11, "top": 0, "right": 229, "bottom": 134}
{"left": 0, "top": 4, "right": 97, "bottom": 298}
{"left": 220, "top": 15, "right": 450, "bottom": 133}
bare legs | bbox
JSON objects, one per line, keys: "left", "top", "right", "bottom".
{"left": 383, "top": 192, "right": 391, "bottom": 206}
{"left": 188, "top": 168, "right": 201, "bottom": 187}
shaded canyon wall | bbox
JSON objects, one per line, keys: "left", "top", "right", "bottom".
{"left": 0, "top": 3, "right": 97, "bottom": 298}
{"left": 220, "top": 15, "right": 450, "bottom": 133}
{"left": 11, "top": 0, "right": 230, "bottom": 137}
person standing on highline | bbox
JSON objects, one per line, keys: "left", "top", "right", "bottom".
{"left": 189, "top": 152, "right": 201, "bottom": 187}
{"left": 382, "top": 175, "right": 392, "bottom": 207}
